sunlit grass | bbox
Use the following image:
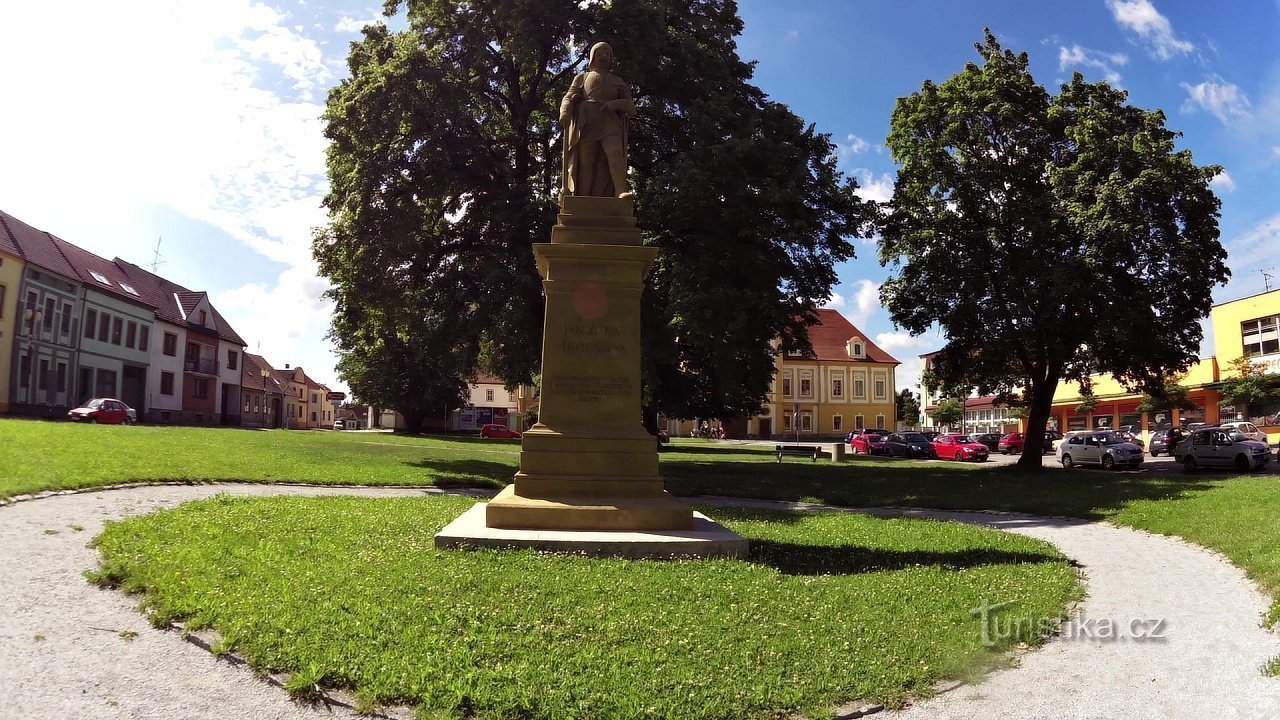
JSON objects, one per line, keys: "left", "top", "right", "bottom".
{"left": 89, "top": 494, "right": 1080, "bottom": 719}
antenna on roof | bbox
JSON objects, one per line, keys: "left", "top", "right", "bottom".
{"left": 1264, "top": 270, "right": 1275, "bottom": 292}
{"left": 149, "top": 237, "right": 165, "bottom": 273}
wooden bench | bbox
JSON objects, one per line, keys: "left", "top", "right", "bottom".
{"left": 775, "top": 445, "right": 824, "bottom": 462}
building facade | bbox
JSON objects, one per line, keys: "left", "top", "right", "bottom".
{"left": 0, "top": 223, "right": 26, "bottom": 413}
{"left": 241, "top": 352, "right": 286, "bottom": 429}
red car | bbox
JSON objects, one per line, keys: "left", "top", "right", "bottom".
{"left": 931, "top": 433, "right": 989, "bottom": 461}
{"left": 847, "top": 429, "right": 890, "bottom": 455}
{"left": 997, "top": 432, "right": 1049, "bottom": 455}
{"left": 68, "top": 398, "right": 136, "bottom": 425}
{"left": 479, "top": 423, "right": 521, "bottom": 439}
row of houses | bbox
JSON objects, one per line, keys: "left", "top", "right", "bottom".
{"left": 920, "top": 287, "right": 1280, "bottom": 444}
{"left": 662, "top": 308, "right": 902, "bottom": 440}
{"left": 0, "top": 208, "right": 337, "bottom": 428}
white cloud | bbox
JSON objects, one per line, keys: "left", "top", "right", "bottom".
{"left": 821, "top": 292, "right": 845, "bottom": 309}
{"left": 1209, "top": 170, "right": 1236, "bottom": 192}
{"left": 1057, "top": 44, "right": 1127, "bottom": 86}
{"left": 851, "top": 169, "right": 894, "bottom": 204}
{"left": 214, "top": 262, "right": 337, "bottom": 383}
{"left": 1180, "top": 79, "right": 1251, "bottom": 124}
{"left": 874, "top": 331, "right": 938, "bottom": 408}
{"left": 783, "top": 30, "right": 800, "bottom": 42}
{"left": 1274, "top": 146, "right": 1280, "bottom": 157}
{"left": 1106, "top": 0, "right": 1195, "bottom": 60}
{"left": 335, "top": 15, "right": 381, "bottom": 33}
{"left": 0, "top": 0, "right": 342, "bottom": 389}
{"left": 846, "top": 279, "right": 881, "bottom": 330}
{"left": 839, "top": 134, "right": 870, "bottom": 157}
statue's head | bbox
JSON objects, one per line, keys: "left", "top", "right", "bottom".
{"left": 588, "top": 42, "right": 613, "bottom": 71}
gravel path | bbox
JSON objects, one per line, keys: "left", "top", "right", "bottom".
{"left": 1, "top": 485, "right": 1278, "bottom": 720}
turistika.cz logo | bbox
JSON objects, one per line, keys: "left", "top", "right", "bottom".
{"left": 970, "top": 598, "right": 1169, "bottom": 648}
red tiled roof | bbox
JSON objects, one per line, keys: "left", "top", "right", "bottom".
{"left": 242, "top": 352, "right": 285, "bottom": 393}
{"left": 0, "top": 209, "right": 78, "bottom": 279}
{"left": 45, "top": 234, "right": 154, "bottom": 309}
{"left": 474, "top": 373, "right": 506, "bottom": 385}
{"left": 114, "top": 259, "right": 247, "bottom": 347}
{"left": 804, "top": 308, "right": 900, "bottom": 365}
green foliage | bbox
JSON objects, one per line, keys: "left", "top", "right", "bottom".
{"left": 895, "top": 388, "right": 921, "bottom": 425}
{"left": 931, "top": 398, "right": 964, "bottom": 427}
{"left": 90, "top": 495, "right": 1077, "bottom": 718}
{"left": 879, "top": 30, "right": 1229, "bottom": 471}
{"left": 314, "top": 0, "right": 874, "bottom": 423}
{"left": 1218, "top": 356, "right": 1280, "bottom": 411}
{"left": 1073, "top": 391, "right": 1098, "bottom": 414}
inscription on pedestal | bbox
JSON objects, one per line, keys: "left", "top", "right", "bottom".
{"left": 560, "top": 323, "right": 626, "bottom": 354}
{"left": 547, "top": 375, "right": 633, "bottom": 402}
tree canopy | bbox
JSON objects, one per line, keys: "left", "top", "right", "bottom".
{"left": 313, "top": 0, "right": 873, "bottom": 429}
{"left": 895, "top": 388, "right": 921, "bottom": 427}
{"left": 879, "top": 30, "right": 1230, "bottom": 470}
{"left": 1219, "top": 357, "right": 1280, "bottom": 413}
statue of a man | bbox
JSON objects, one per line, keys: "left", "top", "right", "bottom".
{"left": 560, "top": 42, "right": 636, "bottom": 199}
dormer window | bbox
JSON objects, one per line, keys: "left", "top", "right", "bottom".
{"left": 198, "top": 310, "right": 207, "bottom": 325}
{"left": 847, "top": 338, "right": 865, "bottom": 359}
{"left": 90, "top": 271, "right": 110, "bottom": 285}
{"left": 119, "top": 283, "right": 139, "bottom": 296}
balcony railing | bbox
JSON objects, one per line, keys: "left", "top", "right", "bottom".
{"left": 184, "top": 357, "right": 220, "bottom": 375}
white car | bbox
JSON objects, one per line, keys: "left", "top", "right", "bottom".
{"left": 1219, "top": 420, "right": 1268, "bottom": 444}
{"left": 1056, "top": 430, "right": 1145, "bottom": 470}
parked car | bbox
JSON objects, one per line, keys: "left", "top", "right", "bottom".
{"left": 998, "top": 432, "right": 1054, "bottom": 455}
{"left": 920, "top": 431, "right": 941, "bottom": 442}
{"left": 1056, "top": 431, "right": 1144, "bottom": 470}
{"left": 972, "top": 432, "right": 1002, "bottom": 452}
{"left": 68, "top": 398, "right": 135, "bottom": 425}
{"left": 479, "top": 424, "right": 521, "bottom": 439}
{"left": 884, "top": 432, "right": 937, "bottom": 459}
{"left": 1178, "top": 426, "right": 1271, "bottom": 472}
{"left": 847, "top": 429, "right": 891, "bottom": 455}
{"left": 333, "top": 419, "right": 346, "bottom": 430}
{"left": 1219, "top": 420, "right": 1268, "bottom": 444}
{"left": 1114, "top": 430, "right": 1146, "bottom": 450}
{"left": 1148, "top": 427, "right": 1186, "bottom": 457}
{"left": 931, "top": 433, "right": 990, "bottom": 462}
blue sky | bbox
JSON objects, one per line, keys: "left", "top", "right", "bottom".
{"left": 1, "top": 1, "right": 1275, "bottom": 397}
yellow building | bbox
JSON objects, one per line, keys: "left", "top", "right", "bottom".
{"left": 1048, "top": 287, "right": 1280, "bottom": 443}
{"left": 0, "top": 235, "right": 24, "bottom": 413}
{"left": 665, "top": 309, "right": 899, "bottom": 440}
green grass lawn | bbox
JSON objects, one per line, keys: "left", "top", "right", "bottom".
{"left": 89, "top": 494, "right": 1080, "bottom": 719}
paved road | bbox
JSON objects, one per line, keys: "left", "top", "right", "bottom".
{"left": 1, "top": 484, "right": 1278, "bottom": 719}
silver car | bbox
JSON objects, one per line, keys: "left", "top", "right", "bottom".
{"left": 1178, "top": 426, "right": 1271, "bottom": 472}
{"left": 1057, "top": 431, "right": 1145, "bottom": 470}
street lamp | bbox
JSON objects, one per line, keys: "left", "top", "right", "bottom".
{"left": 260, "top": 368, "right": 271, "bottom": 427}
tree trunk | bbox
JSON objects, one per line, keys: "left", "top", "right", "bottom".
{"left": 642, "top": 405, "right": 659, "bottom": 436}
{"left": 1016, "top": 378, "right": 1059, "bottom": 472}
{"left": 403, "top": 409, "right": 426, "bottom": 434}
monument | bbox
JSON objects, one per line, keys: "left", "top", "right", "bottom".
{"left": 435, "top": 43, "right": 747, "bottom": 558}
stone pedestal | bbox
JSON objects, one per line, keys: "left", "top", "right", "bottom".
{"left": 485, "top": 195, "right": 694, "bottom": 532}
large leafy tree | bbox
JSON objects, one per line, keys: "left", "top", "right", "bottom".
{"left": 1219, "top": 357, "right": 1280, "bottom": 416}
{"left": 314, "top": 0, "right": 872, "bottom": 427}
{"left": 895, "top": 388, "right": 921, "bottom": 427}
{"left": 879, "top": 31, "right": 1230, "bottom": 470}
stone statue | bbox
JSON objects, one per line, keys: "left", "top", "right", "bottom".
{"left": 560, "top": 42, "right": 636, "bottom": 199}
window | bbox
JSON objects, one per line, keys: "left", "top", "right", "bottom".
{"left": 126, "top": 321, "right": 137, "bottom": 348}
{"left": 57, "top": 363, "right": 67, "bottom": 392}
{"left": 139, "top": 326, "right": 149, "bottom": 352}
{"left": 509, "top": 392, "right": 517, "bottom": 403}
{"left": 854, "top": 378, "right": 865, "bottom": 398}
{"left": 19, "top": 352, "right": 30, "bottom": 388}
{"left": 855, "top": 414, "right": 864, "bottom": 429}
{"left": 90, "top": 270, "right": 110, "bottom": 284}
{"left": 163, "top": 332, "right": 177, "bottom": 356}
{"left": 874, "top": 379, "right": 886, "bottom": 400}
{"left": 78, "top": 367, "right": 92, "bottom": 403}
{"left": 783, "top": 413, "right": 793, "bottom": 431}
{"left": 245, "top": 398, "right": 251, "bottom": 413}
{"left": 227, "top": 350, "right": 238, "bottom": 370}
{"left": 253, "top": 396, "right": 260, "bottom": 413}
{"left": 43, "top": 298, "right": 55, "bottom": 330}
{"left": 111, "top": 317, "right": 123, "bottom": 345}
{"left": 60, "top": 304, "right": 71, "bottom": 334}
{"left": 160, "top": 372, "right": 174, "bottom": 395}
{"left": 311, "top": 411, "right": 317, "bottom": 423}
{"left": 853, "top": 342, "right": 863, "bottom": 358}
{"left": 486, "top": 389, "right": 494, "bottom": 402}
{"left": 0, "top": 284, "right": 4, "bottom": 317}
{"left": 876, "top": 414, "right": 885, "bottom": 429}
{"left": 198, "top": 310, "right": 207, "bottom": 325}
{"left": 119, "top": 283, "right": 139, "bottom": 296}
{"left": 98, "top": 313, "right": 109, "bottom": 342}
{"left": 782, "top": 377, "right": 792, "bottom": 397}
{"left": 831, "top": 378, "right": 843, "bottom": 398}
{"left": 38, "top": 359, "right": 49, "bottom": 390}
{"left": 192, "top": 378, "right": 208, "bottom": 399}
{"left": 833, "top": 415, "right": 843, "bottom": 431}
{"left": 1242, "top": 315, "right": 1279, "bottom": 358}
{"left": 800, "top": 413, "right": 813, "bottom": 431}
{"left": 85, "top": 309, "right": 97, "bottom": 337}
{"left": 800, "top": 378, "right": 812, "bottom": 397}
{"left": 96, "top": 369, "right": 116, "bottom": 398}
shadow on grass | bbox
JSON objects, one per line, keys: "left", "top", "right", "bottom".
{"left": 662, "top": 444, "right": 774, "bottom": 457}
{"left": 664, "top": 459, "right": 1221, "bottom": 520}
{"left": 745, "top": 539, "right": 1061, "bottom": 576}
{"left": 404, "top": 458, "right": 511, "bottom": 488}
